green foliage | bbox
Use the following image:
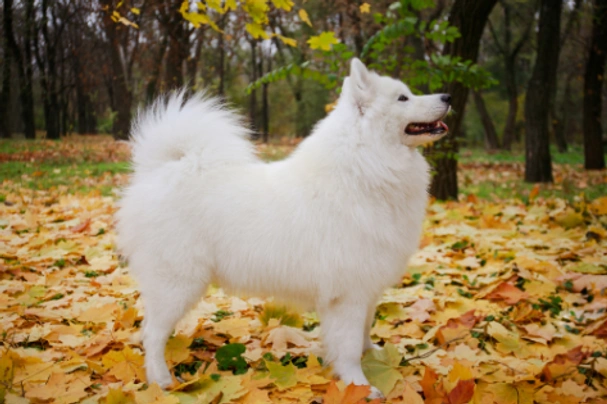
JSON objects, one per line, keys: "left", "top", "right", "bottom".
{"left": 246, "top": 0, "right": 495, "bottom": 99}
{"left": 245, "top": 62, "right": 338, "bottom": 95}
{"left": 215, "top": 343, "right": 248, "bottom": 375}
{"left": 363, "top": 0, "right": 495, "bottom": 92}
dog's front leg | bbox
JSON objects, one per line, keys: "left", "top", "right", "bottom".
{"left": 320, "top": 298, "right": 382, "bottom": 398}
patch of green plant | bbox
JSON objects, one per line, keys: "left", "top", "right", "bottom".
{"left": 174, "top": 360, "right": 203, "bottom": 378}
{"left": 215, "top": 343, "right": 248, "bottom": 375}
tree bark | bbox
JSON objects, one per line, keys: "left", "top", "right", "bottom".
{"left": 428, "top": 0, "right": 498, "bottom": 200}
{"left": 100, "top": 0, "right": 132, "bottom": 140}
{"left": 37, "top": 0, "right": 60, "bottom": 140}
{"left": 262, "top": 50, "right": 270, "bottom": 143}
{"left": 524, "top": 0, "right": 562, "bottom": 183}
{"left": 248, "top": 39, "right": 258, "bottom": 133}
{"left": 583, "top": 0, "right": 607, "bottom": 170}
{"left": 473, "top": 90, "right": 500, "bottom": 150}
{"left": 163, "top": 0, "right": 188, "bottom": 89}
{"left": 145, "top": 28, "right": 168, "bottom": 104}
{"left": 5, "top": 0, "right": 36, "bottom": 139}
{"left": 1, "top": 0, "right": 13, "bottom": 139}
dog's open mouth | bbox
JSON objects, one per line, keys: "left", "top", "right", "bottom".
{"left": 405, "top": 121, "right": 448, "bottom": 136}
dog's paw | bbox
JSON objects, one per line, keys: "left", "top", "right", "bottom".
{"left": 146, "top": 368, "right": 174, "bottom": 389}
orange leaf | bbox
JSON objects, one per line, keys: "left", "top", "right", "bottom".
{"left": 542, "top": 346, "right": 588, "bottom": 381}
{"left": 322, "top": 381, "right": 380, "bottom": 404}
{"left": 529, "top": 184, "right": 540, "bottom": 201}
{"left": 436, "top": 310, "right": 480, "bottom": 345}
{"left": 71, "top": 218, "right": 91, "bottom": 233}
{"left": 486, "top": 282, "right": 529, "bottom": 304}
{"left": 420, "top": 367, "right": 446, "bottom": 403}
{"left": 447, "top": 379, "right": 475, "bottom": 404}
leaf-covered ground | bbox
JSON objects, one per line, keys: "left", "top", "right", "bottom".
{"left": 1, "top": 138, "right": 607, "bottom": 403}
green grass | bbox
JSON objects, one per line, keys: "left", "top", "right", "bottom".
{"left": 1, "top": 161, "right": 130, "bottom": 196}
{"left": 459, "top": 144, "right": 586, "bottom": 165}
{"left": 1, "top": 139, "right": 602, "bottom": 202}
{"left": 460, "top": 179, "right": 607, "bottom": 202}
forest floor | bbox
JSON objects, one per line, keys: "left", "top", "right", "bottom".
{"left": 1, "top": 136, "right": 607, "bottom": 403}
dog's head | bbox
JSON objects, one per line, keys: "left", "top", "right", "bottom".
{"left": 340, "top": 58, "right": 450, "bottom": 147}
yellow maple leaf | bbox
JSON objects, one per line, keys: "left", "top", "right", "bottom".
{"left": 206, "top": 0, "right": 223, "bottom": 12}
{"left": 448, "top": 362, "right": 474, "bottom": 383}
{"left": 165, "top": 334, "right": 192, "bottom": 364}
{"left": 243, "top": 0, "right": 269, "bottom": 24}
{"left": 134, "top": 383, "right": 179, "bottom": 404}
{"left": 307, "top": 31, "right": 339, "bottom": 51}
{"left": 246, "top": 22, "right": 269, "bottom": 39}
{"left": 224, "top": 0, "right": 237, "bottom": 11}
{"left": 276, "top": 35, "right": 297, "bottom": 47}
{"left": 271, "top": 0, "right": 294, "bottom": 11}
{"left": 589, "top": 196, "right": 607, "bottom": 215}
{"left": 298, "top": 9, "right": 312, "bottom": 27}
{"left": 25, "top": 371, "right": 91, "bottom": 404}
{"left": 212, "top": 317, "right": 251, "bottom": 338}
{"left": 105, "top": 388, "right": 136, "bottom": 404}
{"left": 359, "top": 2, "right": 371, "bottom": 13}
{"left": 266, "top": 361, "right": 298, "bottom": 390}
{"left": 102, "top": 346, "right": 146, "bottom": 382}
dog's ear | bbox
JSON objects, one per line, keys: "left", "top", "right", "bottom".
{"left": 346, "top": 58, "right": 372, "bottom": 112}
{"left": 349, "top": 58, "right": 371, "bottom": 92}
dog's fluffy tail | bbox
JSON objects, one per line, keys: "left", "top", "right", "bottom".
{"left": 129, "top": 90, "right": 257, "bottom": 173}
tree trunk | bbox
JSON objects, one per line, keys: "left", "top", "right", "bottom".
{"left": 1, "top": 0, "right": 13, "bottom": 139}
{"left": 502, "top": 85, "right": 517, "bottom": 150}
{"left": 21, "top": 0, "right": 35, "bottom": 139}
{"left": 555, "top": 72, "right": 574, "bottom": 148}
{"left": 524, "top": 0, "right": 562, "bottom": 183}
{"left": 164, "top": 1, "right": 188, "bottom": 89}
{"left": 473, "top": 90, "right": 500, "bottom": 150}
{"left": 583, "top": 0, "right": 607, "bottom": 170}
{"left": 249, "top": 39, "right": 258, "bottom": 133}
{"left": 217, "top": 15, "right": 227, "bottom": 97}
{"left": 5, "top": 0, "right": 36, "bottom": 139}
{"left": 101, "top": 0, "right": 132, "bottom": 140}
{"left": 145, "top": 31, "right": 168, "bottom": 104}
{"left": 76, "top": 78, "right": 87, "bottom": 134}
{"left": 500, "top": 4, "right": 516, "bottom": 150}
{"left": 262, "top": 52, "right": 270, "bottom": 143}
{"left": 428, "top": 0, "right": 498, "bottom": 200}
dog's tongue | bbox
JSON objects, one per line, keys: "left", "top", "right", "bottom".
{"left": 438, "top": 121, "right": 448, "bottom": 132}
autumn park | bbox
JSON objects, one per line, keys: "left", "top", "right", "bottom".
{"left": 1, "top": 0, "right": 607, "bottom": 403}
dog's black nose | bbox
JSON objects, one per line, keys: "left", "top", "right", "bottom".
{"left": 441, "top": 94, "right": 451, "bottom": 104}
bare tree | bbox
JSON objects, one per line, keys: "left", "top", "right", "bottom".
{"left": 1, "top": 0, "right": 13, "bottom": 139}
{"left": 487, "top": 0, "right": 533, "bottom": 150}
{"left": 428, "top": 0, "right": 498, "bottom": 200}
{"left": 473, "top": 90, "right": 500, "bottom": 150}
{"left": 5, "top": 0, "right": 36, "bottom": 139}
{"left": 583, "top": 0, "right": 607, "bottom": 170}
{"left": 524, "top": 0, "right": 562, "bottom": 183}
{"left": 99, "top": 0, "right": 142, "bottom": 140}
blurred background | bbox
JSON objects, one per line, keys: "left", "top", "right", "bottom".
{"left": 1, "top": 0, "right": 606, "bottom": 199}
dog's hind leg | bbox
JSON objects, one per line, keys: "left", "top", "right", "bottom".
{"left": 138, "top": 271, "right": 208, "bottom": 388}
{"left": 319, "top": 298, "right": 382, "bottom": 398}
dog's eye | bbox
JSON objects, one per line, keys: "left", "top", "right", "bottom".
{"left": 398, "top": 95, "right": 408, "bottom": 102}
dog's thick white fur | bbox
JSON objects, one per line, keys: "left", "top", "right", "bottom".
{"left": 116, "top": 59, "right": 449, "bottom": 396}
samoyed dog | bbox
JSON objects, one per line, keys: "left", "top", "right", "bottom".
{"left": 116, "top": 58, "right": 450, "bottom": 396}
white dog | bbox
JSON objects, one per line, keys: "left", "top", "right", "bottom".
{"left": 116, "top": 58, "right": 450, "bottom": 397}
